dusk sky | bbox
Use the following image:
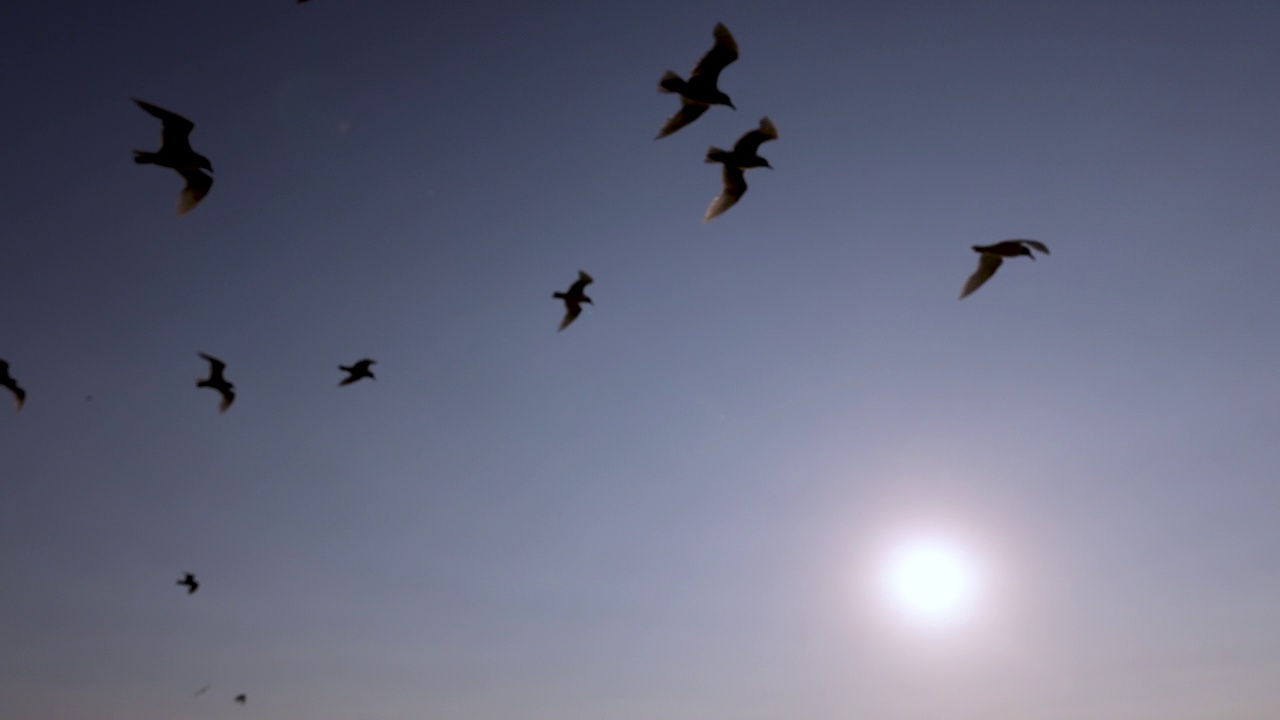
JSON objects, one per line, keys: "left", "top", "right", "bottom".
{"left": 3, "top": 1, "right": 1280, "bottom": 718}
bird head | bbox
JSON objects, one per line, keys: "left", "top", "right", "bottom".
{"left": 761, "top": 159, "right": 773, "bottom": 170}
{"left": 715, "top": 92, "right": 735, "bottom": 109}
{"left": 583, "top": 296, "right": 594, "bottom": 305}
{"left": 197, "top": 155, "right": 214, "bottom": 173}
{"left": 1021, "top": 246, "right": 1036, "bottom": 260}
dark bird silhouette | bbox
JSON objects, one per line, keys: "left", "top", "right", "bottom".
{"left": 553, "top": 271, "right": 594, "bottom": 331}
{"left": 132, "top": 99, "right": 214, "bottom": 216}
{"left": 177, "top": 573, "right": 199, "bottom": 594}
{"left": 960, "top": 239, "right": 1051, "bottom": 299}
{"left": 655, "top": 23, "right": 738, "bottom": 139}
{"left": 704, "top": 117, "right": 778, "bottom": 222}
{"left": 0, "top": 359, "right": 26, "bottom": 412}
{"left": 194, "top": 685, "right": 212, "bottom": 697}
{"left": 196, "top": 353, "right": 235, "bottom": 412}
{"left": 339, "top": 359, "right": 376, "bottom": 386}
{"left": 235, "top": 694, "right": 247, "bottom": 705}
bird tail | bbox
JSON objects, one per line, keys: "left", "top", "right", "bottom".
{"left": 705, "top": 147, "right": 729, "bottom": 164}
{"left": 658, "top": 71, "right": 685, "bottom": 94}
{"left": 133, "top": 150, "right": 158, "bottom": 165}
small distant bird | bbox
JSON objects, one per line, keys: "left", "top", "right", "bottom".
{"left": 235, "top": 694, "right": 247, "bottom": 705}
{"left": 177, "top": 573, "right": 199, "bottom": 594}
{"left": 0, "top": 359, "right": 26, "bottom": 412}
{"left": 704, "top": 117, "right": 778, "bottom": 222}
{"left": 132, "top": 99, "right": 214, "bottom": 216}
{"left": 339, "top": 359, "right": 376, "bottom": 386}
{"left": 960, "top": 239, "right": 1051, "bottom": 299}
{"left": 553, "top": 271, "right": 594, "bottom": 331}
{"left": 194, "top": 685, "right": 212, "bottom": 697}
{"left": 655, "top": 23, "right": 738, "bottom": 139}
{"left": 196, "top": 353, "right": 235, "bottom": 412}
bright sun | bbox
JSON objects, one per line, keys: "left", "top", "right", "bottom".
{"left": 882, "top": 538, "right": 980, "bottom": 626}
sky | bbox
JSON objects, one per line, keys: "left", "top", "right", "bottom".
{"left": 2, "top": 0, "right": 1280, "bottom": 718}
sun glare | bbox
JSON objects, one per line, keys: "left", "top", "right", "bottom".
{"left": 882, "top": 538, "right": 980, "bottom": 627}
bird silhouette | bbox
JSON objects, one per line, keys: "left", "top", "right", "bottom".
{"left": 177, "top": 573, "right": 199, "bottom": 594}
{"left": 703, "top": 117, "right": 778, "bottom": 222}
{"left": 0, "top": 359, "right": 26, "bottom": 412}
{"left": 960, "top": 239, "right": 1051, "bottom": 299}
{"left": 132, "top": 99, "right": 214, "bottom": 216}
{"left": 655, "top": 23, "right": 738, "bottom": 139}
{"left": 553, "top": 271, "right": 594, "bottom": 331}
{"left": 194, "top": 685, "right": 211, "bottom": 697}
{"left": 235, "top": 694, "right": 247, "bottom": 705}
{"left": 196, "top": 353, "right": 235, "bottom": 412}
{"left": 339, "top": 359, "right": 376, "bottom": 386}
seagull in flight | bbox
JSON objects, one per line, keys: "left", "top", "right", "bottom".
{"left": 553, "top": 271, "right": 594, "bottom": 331}
{"left": 0, "top": 359, "right": 26, "bottom": 412}
{"left": 960, "top": 239, "right": 1051, "bottom": 299}
{"left": 655, "top": 23, "right": 738, "bottom": 139}
{"left": 197, "top": 353, "right": 235, "bottom": 412}
{"left": 339, "top": 359, "right": 376, "bottom": 386}
{"left": 132, "top": 99, "right": 214, "bottom": 216}
{"left": 704, "top": 117, "right": 778, "bottom": 222}
{"left": 194, "top": 685, "right": 212, "bottom": 697}
{"left": 235, "top": 694, "right": 247, "bottom": 705}
{"left": 177, "top": 573, "right": 199, "bottom": 594}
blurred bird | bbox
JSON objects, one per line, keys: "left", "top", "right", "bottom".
{"left": 177, "top": 573, "right": 199, "bottom": 594}
{"left": 132, "top": 99, "right": 214, "bottom": 216}
{"left": 960, "top": 239, "right": 1051, "bottom": 299}
{"left": 197, "top": 353, "right": 235, "bottom": 412}
{"left": 554, "top": 271, "right": 594, "bottom": 331}
{"left": 0, "top": 359, "right": 26, "bottom": 411}
{"left": 194, "top": 685, "right": 211, "bottom": 697}
{"left": 339, "top": 359, "right": 376, "bottom": 386}
{"left": 704, "top": 117, "right": 778, "bottom": 222}
{"left": 235, "top": 694, "right": 247, "bottom": 705}
{"left": 655, "top": 23, "right": 738, "bottom": 139}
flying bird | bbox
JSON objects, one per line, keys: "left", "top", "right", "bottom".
{"left": 703, "top": 117, "right": 778, "bottom": 222}
{"left": 655, "top": 23, "right": 738, "bottom": 139}
{"left": 132, "top": 99, "right": 214, "bottom": 216}
{"left": 339, "top": 359, "right": 376, "bottom": 386}
{"left": 553, "top": 271, "right": 594, "bottom": 331}
{"left": 177, "top": 573, "right": 199, "bottom": 594}
{"left": 196, "top": 353, "right": 235, "bottom": 412}
{"left": 194, "top": 685, "right": 212, "bottom": 697}
{"left": 0, "top": 359, "right": 26, "bottom": 412}
{"left": 235, "top": 694, "right": 247, "bottom": 705}
{"left": 959, "top": 239, "right": 1051, "bottom": 299}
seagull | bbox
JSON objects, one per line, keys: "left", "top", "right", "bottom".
{"left": 703, "top": 117, "right": 778, "bottom": 222}
{"left": 655, "top": 23, "right": 738, "bottom": 139}
{"left": 339, "top": 359, "right": 376, "bottom": 386}
{"left": 132, "top": 99, "right": 214, "bottom": 216}
{"left": 959, "top": 239, "right": 1050, "bottom": 299}
{"left": 197, "top": 353, "right": 235, "bottom": 412}
{"left": 235, "top": 694, "right": 247, "bottom": 705}
{"left": 553, "top": 271, "right": 594, "bottom": 331}
{"left": 0, "top": 359, "right": 26, "bottom": 412}
{"left": 194, "top": 685, "right": 212, "bottom": 697}
{"left": 177, "top": 573, "right": 199, "bottom": 594}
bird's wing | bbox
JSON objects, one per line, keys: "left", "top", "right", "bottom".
{"left": 134, "top": 99, "right": 195, "bottom": 150}
{"left": 339, "top": 374, "right": 356, "bottom": 386}
{"left": 177, "top": 168, "right": 213, "bottom": 216}
{"left": 1020, "top": 239, "right": 1050, "bottom": 255}
{"left": 732, "top": 117, "right": 779, "bottom": 155}
{"left": 656, "top": 99, "right": 709, "bottom": 139}
{"left": 558, "top": 303, "right": 582, "bottom": 332}
{"left": 690, "top": 23, "right": 739, "bottom": 81}
{"left": 218, "top": 388, "right": 234, "bottom": 413}
{"left": 10, "top": 384, "right": 25, "bottom": 411}
{"left": 569, "top": 272, "right": 594, "bottom": 295}
{"left": 704, "top": 166, "right": 747, "bottom": 223}
{"left": 198, "top": 353, "right": 226, "bottom": 374}
{"left": 960, "top": 254, "right": 1003, "bottom": 299}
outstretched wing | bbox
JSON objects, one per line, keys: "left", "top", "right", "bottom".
{"left": 732, "top": 117, "right": 779, "bottom": 156}
{"left": 1020, "top": 239, "right": 1050, "bottom": 255}
{"left": 4, "top": 381, "right": 24, "bottom": 411}
{"left": 217, "top": 388, "right": 235, "bottom": 413}
{"left": 558, "top": 302, "right": 583, "bottom": 332}
{"left": 960, "top": 254, "right": 1003, "bottom": 299}
{"left": 198, "top": 353, "right": 226, "bottom": 376}
{"left": 704, "top": 166, "right": 747, "bottom": 223}
{"left": 569, "top": 271, "right": 594, "bottom": 295}
{"left": 656, "top": 99, "right": 709, "bottom": 139}
{"left": 134, "top": 98, "right": 195, "bottom": 151}
{"left": 177, "top": 168, "right": 213, "bottom": 216}
{"left": 690, "top": 23, "right": 739, "bottom": 81}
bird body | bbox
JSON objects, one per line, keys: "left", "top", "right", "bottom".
{"left": 960, "top": 239, "right": 1050, "bottom": 299}
{"left": 0, "top": 359, "right": 26, "bottom": 411}
{"left": 554, "top": 271, "right": 594, "bottom": 331}
{"left": 235, "top": 694, "right": 247, "bottom": 705}
{"left": 132, "top": 99, "right": 214, "bottom": 216}
{"left": 196, "top": 353, "right": 235, "bottom": 412}
{"left": 339, "top": 359, "right": 377, "bottom": 386}
{"left": 655, "top": 23, "right": 738, "bottom": 139}
{"left": 177, "top": 573, "right": 199, "bottom": 594}
{"left": 704, "top": 117, "right": 778, "bottom": 222}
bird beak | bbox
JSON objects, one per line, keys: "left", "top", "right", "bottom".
{"left": 728, "top": 102, "right": 737, "bottom": 110}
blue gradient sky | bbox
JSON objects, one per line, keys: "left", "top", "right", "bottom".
{"left": 3, "top": 1, "right": 1280, "bottom": 718}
